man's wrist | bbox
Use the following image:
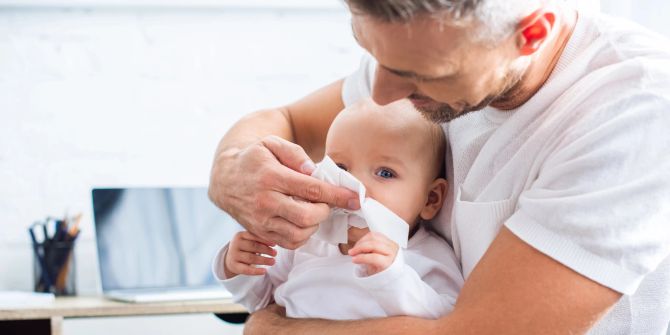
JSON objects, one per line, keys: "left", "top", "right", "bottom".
{"left": 245, "top": 304, "right": 290, "bottom": 335}
{"left": 219, "top": 146, "right": 243, "bottom": 160}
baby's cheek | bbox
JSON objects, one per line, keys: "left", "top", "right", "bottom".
{"left": 368, "top": 183, "right": 424, "bottom": 222}
{"left": 381, "top": 195, "right": 420, "bottom": 223}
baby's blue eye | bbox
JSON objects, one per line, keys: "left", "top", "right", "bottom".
{"left": 376, "top": 168, "right": 395, "bottom": 179}
{"left": 336, "top": 163, "right": 348, "bottom": 171}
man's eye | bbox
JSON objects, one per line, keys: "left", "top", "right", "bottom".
{"left": 375, "top": 168, "right": 395, "bottom": 179}
{"left": 336, "top": 163, "right": 348, "bottom": 171}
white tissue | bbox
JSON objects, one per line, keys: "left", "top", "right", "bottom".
{"left": 310, "top": 156, "right": 409, "bottom": 248}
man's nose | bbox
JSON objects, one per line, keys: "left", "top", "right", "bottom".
{"left": 371, "top": 66, "right": 416, "bottom": 105}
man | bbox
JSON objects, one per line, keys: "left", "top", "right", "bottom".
{"left": 209, "top": 0, "right": 670, "bottom": 333}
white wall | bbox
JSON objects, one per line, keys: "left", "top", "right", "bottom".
{"left": 0, "top": 2, "right": 362, "bottom": 334}
{"left": 0, "top": 2, "right": 362, "bottom": 291}
{"left": 601, "top": 0, "right": 670, "bottom": 37}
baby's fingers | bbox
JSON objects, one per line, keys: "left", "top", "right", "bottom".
{"left": 352, "top": 253, "right": 386, "bottom": 265}
{"left": 350, "top": 231, "right": 399, "bottom": 256}
{"left": 348, "top": 238, "right": 392, "bottom": 257}
{"left": 228, "top": 261, "right": 268, "bottom": 276}
{"left": 228, "top": 250, "right": 275, "bottom": 276}
{"left": 236, "top": 251, "right": 276, "bottom": 267}
{"left": 351, "top": 253, "right": 389, "bottom": 276}
{"left": 239, "top": 238, "right": 277, "bottom": 257}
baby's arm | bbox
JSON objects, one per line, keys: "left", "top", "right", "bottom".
{"left": 349, "top": 231, "right": 463, "bottom": 319}
{"left": 213, "top": 231, "right": 293, "bottom": 312}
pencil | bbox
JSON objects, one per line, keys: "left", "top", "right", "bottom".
{"left": 68, "top": 213, "right": 82, "bottom": 238}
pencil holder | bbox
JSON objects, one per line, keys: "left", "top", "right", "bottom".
{"left": 33, "top": 241, "right": 77, "bottom": 296}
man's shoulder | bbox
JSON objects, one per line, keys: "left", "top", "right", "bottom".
{"left": 587, "top": 13, "right": 670, "bottom": 71}
{"left": 548, "top": 14, "right": 670, "bottom": 126}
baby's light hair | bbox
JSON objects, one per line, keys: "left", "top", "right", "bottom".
{"left": 428, "top": 123, "right": 447, "bottom": 180}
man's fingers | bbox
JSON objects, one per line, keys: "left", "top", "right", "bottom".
{"left": 278, "top": 170, "right": 359, "bottom": 210}
{"left": 275, "top": 195, "right": 330, "bottom": 229}
{"left": 264, "top": 231, "right": 303, "bottom": 250}
{"left": 240, "top": 231, "right": 276, "bottom": 247}
{"left": 261, "top": 135, "right": 316, "bottom": 175}
{"left": 265, "top": 217, "right": 318, "bottom": 250}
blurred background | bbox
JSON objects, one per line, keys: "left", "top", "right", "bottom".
{"left": 0, "top": 0, "right": 668, "bottom": 334}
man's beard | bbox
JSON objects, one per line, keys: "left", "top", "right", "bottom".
{"left": 411, "top": 66, "right": 527, "bottom": 124}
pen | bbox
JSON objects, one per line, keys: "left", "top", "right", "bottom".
{"left": 29, "top": 225, "right": 54, "bottom": 292}
{"left": 41, "top": 223, "right": 49, "bottom": 244}
{"left": 53, "top": 219, "right": 66, "bottom": 242}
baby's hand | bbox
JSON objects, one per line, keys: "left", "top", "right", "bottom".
{"left": 348, "top": 231, "right": 399, "bottom": 276}
{"left": 224, "top": 231, "right": 277, "bottom": 278}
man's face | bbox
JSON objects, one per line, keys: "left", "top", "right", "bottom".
{"left": 352, "top": 14, "right": 529, "bottom": 123}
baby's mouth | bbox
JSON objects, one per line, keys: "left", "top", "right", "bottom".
{"left": 338, "top": 227, "right": 370, "bottom": 255}
{"left": 347, "top": 226, "right": 369, "bottom": 243}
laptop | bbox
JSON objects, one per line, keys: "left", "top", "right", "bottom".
{"left": 92, "top": 187, "right": 241, "bottom": 303}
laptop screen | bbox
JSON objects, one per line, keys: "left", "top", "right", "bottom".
{"left": 92, "top": 187, "right": 242, "bottom": 291}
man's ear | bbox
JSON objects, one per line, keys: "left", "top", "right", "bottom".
{"left": 420, "top": 178, "right": 448, "bottom": 221}
{"left": 516, "top": 10, "right": 556, "bottom": 56}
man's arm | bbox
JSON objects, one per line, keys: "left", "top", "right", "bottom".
{"left": 215, "top": 79, "right": 344, "bottom": 162}
{"left": 208, "top": 79, "right": 360, "bottom": 249}
{"left": 244, "top": 227, "right": 622, "bottom": 335}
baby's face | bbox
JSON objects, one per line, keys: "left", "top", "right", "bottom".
{"left": 325, "top": 99, "right": 441, "bottom": 231}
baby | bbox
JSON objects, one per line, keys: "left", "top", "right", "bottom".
{"left": 213, "top": 98, "right": 463, "bottom": 320}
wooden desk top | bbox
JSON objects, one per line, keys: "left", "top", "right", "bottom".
{"left": 0, "top": 296, "right": 247, "bottom": 320}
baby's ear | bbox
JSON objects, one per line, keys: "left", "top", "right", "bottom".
{"left": 420, "top": 178, "right": 448, "bottom": 220}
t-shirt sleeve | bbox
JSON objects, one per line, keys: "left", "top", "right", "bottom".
{"left": 341, "top": 53, "right": 376, "bottom": 107}
{"left": 504, "top": 93, "right": 670, "bottom": 295}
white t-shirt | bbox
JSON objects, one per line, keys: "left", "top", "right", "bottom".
{"left": 342, "top": 12, "right": 670, "bottom": 334}
{"left": 213, "top": 225, "right": 463, "bottom": 320}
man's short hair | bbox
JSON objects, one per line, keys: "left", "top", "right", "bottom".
{"left": 344, "top": 0, "right": 553, "bottom": 44}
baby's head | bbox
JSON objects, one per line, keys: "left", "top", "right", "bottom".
{"left": 325, "top": 98, "right": 447, "bottom": 235}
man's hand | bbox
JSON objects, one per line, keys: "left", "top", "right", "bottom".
{"left": 348, "top": 232, "right": 399, "bottom": 276}
{"left": 209, "top": 135, "right": 359, "bottom": 249}
{"left": 224, "top": 231, "right": 277, "bottom": 278}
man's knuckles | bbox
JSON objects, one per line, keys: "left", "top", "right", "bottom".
{"left": 260, "top": 135, "right": 282, "bottom": 149}
{"left": 252, "top": 191, "right": 278, "bottom": 215}
{"left": 257, "top": 166, "right": 282, "bottom": 190}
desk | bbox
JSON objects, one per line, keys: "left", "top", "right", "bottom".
{"left": 0, "top": 296, "right": 247, "bottom": 335}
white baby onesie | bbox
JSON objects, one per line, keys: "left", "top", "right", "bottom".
{"left": 213, "top": 224, "right": 463, "bottom": 320}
